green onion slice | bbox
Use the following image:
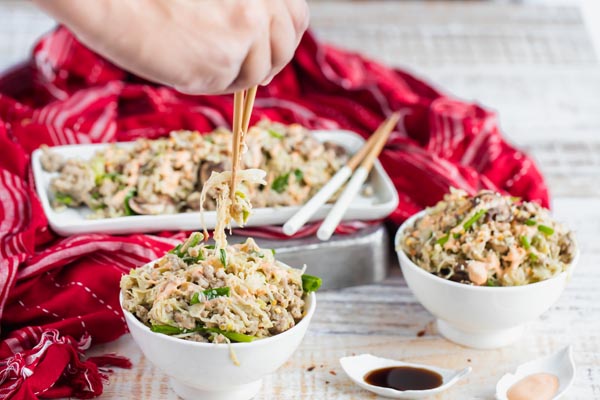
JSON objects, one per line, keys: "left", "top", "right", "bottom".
{"left": 268, "top": 129, "right": 284, "bottom": 139}
{"left": 436, "top": 234, "right": 450, "bottom": 246}
{"left": 123, "top": 190, "right": 138, "bottom": 216}
{"left": 54, "top": 192, "right": 73, "bottom": 206}
{"left": 271, "top": 173, "right": 290, "bottom": 193}
{"left": 219, "top": 248, "right": 227, "bottom": 267}
{"left": 463, "top": 209, "right": 487, "bottom": 230}
{"left": 538, "top": 225, "right": 554, "bottom": 236}
{"left": 150, "top": 324, "right": 255, "bottom": 342}
{"left": 203, "top": 287, "right": 230, "bottom": 300}
{"left": 302, "top": 274, "right": 322, "bottom": 293}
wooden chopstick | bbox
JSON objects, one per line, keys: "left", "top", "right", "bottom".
{"left": 359, "top": 113, "right": 399, "bottom": 172}
{"left": 230, "top": 86, "right": 258, "bottom": 202}
{"left": 241, "top": 86, "right": 257, "bottom": 134}
{"left": 282, "top": 115, "right": 395, "bottom": 236}
{"left": 230, "top": 90, "right": 245, "bottom": 202}
{"left": 316, "top": 113, "right": 399, "bottom": 241}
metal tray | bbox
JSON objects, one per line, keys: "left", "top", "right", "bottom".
{"left": 230, "top": 224, "right": 390, "bottom": 290}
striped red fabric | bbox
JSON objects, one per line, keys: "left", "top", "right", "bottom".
{"left": 0, "top": 26, "right": 548, "bottom": 398}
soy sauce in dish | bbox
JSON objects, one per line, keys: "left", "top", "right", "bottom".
{"left": 364, "top": 366, "right": 443, "bottom": 391}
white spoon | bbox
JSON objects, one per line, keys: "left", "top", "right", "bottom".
{"left": 495, "top": 345, "right": 575, "bottom": 400}
{"left": 339, "top": 354, "right": 471, "bottom": 399}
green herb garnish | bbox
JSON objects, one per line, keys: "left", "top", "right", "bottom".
{"left": 242, "top": 209, "right": 250, "bottom": 223}
{"left": 190, "top": 287, "right": 230, "bottom": 304}
{"left": 54, "top": 192, "right": 73, "bottom": 206}
{"left": 436, "top": 234, "right": 450, "bottom": 246}
{"left": 520, "top": 235, "right": 531, "bottom": 250}
{"left": 268, "top": 129, "right": 284, "bottom": 139}
{"left": 219, "top": 248, "right": 227, "bottom": 267}
{"left": 182, "top": 253, "right": 204, "bottom": 265}
{"left": 538, "top": 225, "right": 554, "bottom": 236}
{"left": 150, "top": 325, "right": 190, "bottom": 335}
{"left": 235, "top": 190, "right": 246, "bottom": 199}
{"left": 91, "top": 157, "right": 106, "bottom": 184}
{"left": 203, "top": 286, "right": 231, "bottom": 300}
{"left": 151, "top": 324, "right": 255, "bottom": 342}
{"left": 302, "top": 274, "right": 322, "bottom": 293}
{"left": 103, "top": 172, "right": 119, "bottom": 180}
{"left": 123, "top": 190, "right": 138, "bottom": 216}
{"left": 524, "top": 219, "right": 537, "bottom": 226}
{"left": 271, "top": 173, "right": 290, "bottom": 193}
{"left": 168, "top": 244, "right": 182, "bottom": 256}
{"left": 205, "top": 245, "right": 215, "bottom": 250}
{"left": 486, "top": 278, "right": 498, "bottom": 287}
{"left": 293, "top": 169, "right": 303, "bottom": 182}
{"left": 463, "top": 209, "right": 487, "bottom": 230}
{"left": 271, "top": 248, "right": 276, "bottom": 255}
{"left": 213, "top": 330, "right": 255, "bottom": 343}
{"left": 188, "top": 233, "right": 201, "bottom": 248}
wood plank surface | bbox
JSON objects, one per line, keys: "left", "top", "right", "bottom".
{"left": 1, "top": 1, "right": 599, "bottom": 399}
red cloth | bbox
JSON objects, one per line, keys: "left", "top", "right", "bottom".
{"left": 0, "top": 330, "right": 130, "bottom": 399}
{"left": 0, "top": 26, "right": 548, "bottom": 399}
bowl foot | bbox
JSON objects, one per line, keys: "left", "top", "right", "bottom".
{"left": 437, "top": 319, "right": 525, "bottom": 349}
{"left": 170, "top": 378, "right": 263, "bottom": 400}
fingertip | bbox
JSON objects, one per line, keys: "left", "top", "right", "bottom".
{"left": 261, "top": 75, "right": 275, "bottom": 86}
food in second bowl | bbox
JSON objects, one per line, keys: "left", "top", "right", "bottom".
{"left": 120, "top": 232, "right": 321, "bottom": 344}
{"left": 400, "top": 188, "right": 576, "bottom": 286}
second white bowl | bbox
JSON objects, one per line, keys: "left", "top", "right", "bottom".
{"left": 395, "top": 210, "right": 578, "bottom": 349}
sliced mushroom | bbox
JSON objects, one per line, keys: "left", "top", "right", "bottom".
{"left": 472, "top": 190, "right": 498, "bottom": 205}
{"left": 448, "top": 262, "right": 470, "bottom": 284}
{"left": 323, "top": 142, "right": 347, "bottom": 158}
{"left": 197, "top": 161, "right": 226, "bottom": 189}
{"left": 559, "top": 232, "right": 576, "bottom": 263}
{"left": 128, "top": 196, "right": 176, "bottom": 215}
{"left": 488, "top": 205, "right": 512, "bottom": 222}
{"left": 473, "top": 191, "right": 512, "bottom": 222}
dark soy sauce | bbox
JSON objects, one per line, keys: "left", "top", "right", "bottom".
{"left": 364, "top": 366, "right": 443, "bottom": 391}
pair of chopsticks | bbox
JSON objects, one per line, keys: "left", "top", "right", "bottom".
{"left": 230, "top": 86, "right": 258, "bottom": 201}
{"left": 283, "top": 113, "right": 400, "bottom": 240}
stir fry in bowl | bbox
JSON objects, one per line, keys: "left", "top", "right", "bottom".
{"left": 120, "top": 232, "right": 322, "bottom": 344}
{"left": 400, "top": 188, "right": 576, "bottom": 287}
{"left": 41, "top": 120, "right": 348, "bottom": 218}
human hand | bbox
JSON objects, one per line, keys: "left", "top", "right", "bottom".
{"left": 33, "top": 0, "right": 309, "bottom": 94}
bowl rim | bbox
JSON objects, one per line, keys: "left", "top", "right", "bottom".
{"left": 395, "top": 209, "right": 579, "bottom": 292}
{"left": 120, "top": 290, "right": 316, "bottom": 348}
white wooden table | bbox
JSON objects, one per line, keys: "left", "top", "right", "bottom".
{"left": 1, "top": 1, "right": 599, "bottom": 399}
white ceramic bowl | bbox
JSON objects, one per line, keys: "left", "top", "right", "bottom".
{"left": 121, "top": 292, "right": 316, "bottom": 400}
{"left": 395, "top": 210, "right": 578, "bottom": 349}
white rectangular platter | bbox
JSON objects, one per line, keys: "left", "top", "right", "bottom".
{"left": 31, "top": 130, "right": 398, "bottom": 236}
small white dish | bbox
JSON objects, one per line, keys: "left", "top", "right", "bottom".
{"left": 495, "top": 345, "right": 575, "bottom": 400}
{"left": 121, "top": 283, "right": 316, "bottom": 400}
{"left": 339, "top": 354, "right": 471, "bottom": 399}
{"left": 31, "top": 130, "right": 398, "bottom": 236}
{"left": 395, "top": 210, "right": 579, "bottom": 349}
